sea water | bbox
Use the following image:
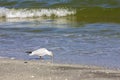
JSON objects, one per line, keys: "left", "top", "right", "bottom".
{"left": 0, "top": 0, "right": 120, "bottom": 68}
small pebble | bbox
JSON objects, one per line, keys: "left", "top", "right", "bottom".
{"left": 31, "top": 76, "right": 35, "bottom": 78}
{"left": 47, "top": 62, "right": 51, "bottom": 64}
{"left": 24, "top": 61, "right": 28, "bottom": 63}
{"left": 65, "top": 78, "right": 68, "bottom": 80}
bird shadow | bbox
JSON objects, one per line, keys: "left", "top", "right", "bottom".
{"left": 28, "top": 57, "right": 53, "bottom": 63}
{"left": 28, "top": 57, "right": 43, "bottom": 60}
{"left": 28, "top": 57, "right": 51, "bottom": 60}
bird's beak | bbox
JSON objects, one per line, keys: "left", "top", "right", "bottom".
{"left": 25, "top": 51, "right": 32, "bottom": 56}
{"left": 25, "top": 51, "right": 32, "bottom": 54}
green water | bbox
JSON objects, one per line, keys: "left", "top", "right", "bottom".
{"left": 0, "top": 0, "right": 120, "bottom": 23}
{"left": 0, "top": 0, "right": 120, "bottom": 8}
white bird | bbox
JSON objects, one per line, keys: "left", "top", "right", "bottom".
{"left": 26, "top": 48, "right": 54, "bottom": 61}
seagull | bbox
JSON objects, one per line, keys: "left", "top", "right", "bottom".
{"left": 26, "top": 48, "right": 54, "bottom": 61}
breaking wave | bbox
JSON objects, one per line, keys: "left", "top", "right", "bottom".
{"left": 0, "top": 7, "right": 75, "bottom": 18}
{"left": 0, "top": 0, "right": 120, "bottom": 23}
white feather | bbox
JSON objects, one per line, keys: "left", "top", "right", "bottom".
{"left": 29, "top": 48, "right": 53, "bottom": 57}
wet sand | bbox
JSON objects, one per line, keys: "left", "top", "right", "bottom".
{"left": 0, "top": 58, "right": 120, "bottom": 80}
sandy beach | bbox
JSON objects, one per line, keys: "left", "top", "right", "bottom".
{"left": 0, "top": 58, "right": 120, "bottom": 80}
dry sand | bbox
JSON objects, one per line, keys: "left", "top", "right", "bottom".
{"left": 0, "top": 58, "right": 120, "bottom": 80}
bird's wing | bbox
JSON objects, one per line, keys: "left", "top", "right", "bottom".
{"left": 31, "top": 48, "right": 49, "bottom": 56}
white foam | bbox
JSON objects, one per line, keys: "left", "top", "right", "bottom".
{"left": 0, "top": 7, "right": 8, "bottom": 17}
{"left": 0, "top": 7, "right": 76, "bottom": 18}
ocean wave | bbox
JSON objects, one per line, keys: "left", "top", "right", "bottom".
{"left": 0, "top": 7, "right": 120, "bottom": 23}
{"left": 0, "top": 0, "right": 120, "bottom": 8}
{"left": 0, "top": 7, "right": 76, "bottom": 18}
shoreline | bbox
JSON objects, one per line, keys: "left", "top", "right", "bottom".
{"left": 0, "top": 58, "right": 120, "bottom": 80}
